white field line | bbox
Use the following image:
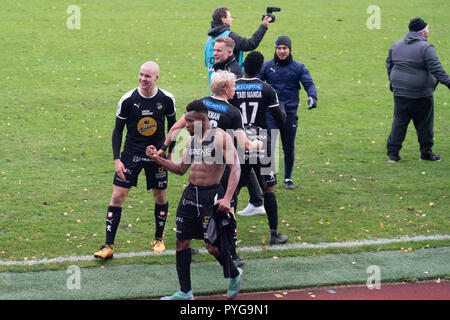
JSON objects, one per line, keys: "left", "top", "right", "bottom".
{"left": 1, "top": 234, "right": 449, "bottom": 266}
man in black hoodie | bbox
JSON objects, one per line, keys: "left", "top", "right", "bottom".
{"left": 213, "top": 36, "right": 243, "bottom": 79}
{"left": 386, "top": 18, "right": 450, "bottom": 162}
{"left": 205, "top": 6, "right": 271, "bottom": 84}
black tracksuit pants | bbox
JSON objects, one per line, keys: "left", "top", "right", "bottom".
{"left": 386, "top": 95, "right": 434, "bottom": 157}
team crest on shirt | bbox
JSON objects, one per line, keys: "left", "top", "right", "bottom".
{"left": 137, "top": 117, "right": 157, "bottom": 136}
{"left": 156, "top": 102, "right": 163, "bottom": 110}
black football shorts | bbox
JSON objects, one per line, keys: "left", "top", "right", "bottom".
{"left": 113, "top": 151, "right": 168, "bottom": 190}
{"left": 175, "top": 184, "right": 224, "bottom": 242}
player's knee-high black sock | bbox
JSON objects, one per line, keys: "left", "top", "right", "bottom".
{"left": 176, "top": 248, "right": 192, "bottom": 293}
{"left": 105, "top": 206, "right": 122, "bottom": 245}
{"left": 263, "top": 192, "right": 278, "bottom": 236}
{"left": 154, "top": 202, "right": 168, "bottom": 239}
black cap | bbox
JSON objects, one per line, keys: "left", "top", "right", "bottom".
{"left": 275, "top": 36, "right": 291, "bottom": 50}
{"left": 409, "top": 18, "right": 427, "bottom": 32}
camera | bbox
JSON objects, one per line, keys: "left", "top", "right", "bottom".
{"left": 262, "top": 7, "right": 281, "bottom": 23}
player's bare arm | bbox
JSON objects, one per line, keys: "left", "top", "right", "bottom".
{"left": 215, "top": 129, "right": 240, "bottom": 212}
{"left": 146, "top": 142, "right": 191, "bottom": 176}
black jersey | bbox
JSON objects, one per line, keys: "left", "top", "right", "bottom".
{"left": 116, "top": 87, "right": 176, "bottom": 154}
{"left": 230, "top": 78, "right": 279, "bottom": 130}
{"left": 201, "top": 96, "right": 244, "bottom": 133}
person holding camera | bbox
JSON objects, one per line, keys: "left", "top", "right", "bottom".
{"left": 259, "top": 36, "right": 318, "bottom": 189}
{"left": 205, "top": 6, "right": 272, "bottom": 84}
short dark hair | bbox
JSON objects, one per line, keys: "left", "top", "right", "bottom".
{"left": 243, "top": 51, "right": 264, "bottom": 77}
{"left": 186, "top": 99, "right": 208, "bottom": 115}
{"left": 212, "top": 7, "right": 229, "bottom": 24}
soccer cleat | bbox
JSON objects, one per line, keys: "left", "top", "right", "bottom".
{"left": 160, "top": 290, "right": 194, "bottom": 300}
{"left": 270, "top": 233, "right": 288, "bottom": 245}
{"left": 227, "top": 268, "right": 243, "bottom": 300}
{"left": 152, "top": 238, "right": 166, "bottom": 253}
{"left": 284, "top": 179, "right": 295, "bottom": 189}
{"left": 237, "top": 203, "right": 266, "bottom": 216}
{"left": 420, "top": 153, "right": 441, "bottom": 162}
{"left": 94, "top": 244, "right": 114, "bottom": 259}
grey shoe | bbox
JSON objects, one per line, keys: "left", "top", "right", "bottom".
{"left": 270, "top": 233, "right": 288, "bottom": 245}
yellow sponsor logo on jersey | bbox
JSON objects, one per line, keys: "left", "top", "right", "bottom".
{"left": 137, "top": 117, "right": 157, "bottom": 136}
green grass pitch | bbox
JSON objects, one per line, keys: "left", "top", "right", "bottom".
{"left": 0, "top": 0, "right": 449, "bottom": 272}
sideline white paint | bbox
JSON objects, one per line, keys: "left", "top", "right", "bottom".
{"left": 1, "top": 234, "right": 449, "bottom": 266}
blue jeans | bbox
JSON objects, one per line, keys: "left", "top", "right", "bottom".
{"left": 266, "top": 109, "right": 298, "bottom": 180}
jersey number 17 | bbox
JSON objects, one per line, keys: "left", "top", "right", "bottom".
{"left": 239, "top": 102, "right": 259, "bottom": 125}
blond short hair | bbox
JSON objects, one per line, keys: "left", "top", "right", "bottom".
{"left": 210, "top": 70, "right": 236, "bottom": 95}
{"left": 215, "top": 36, "right": 235, "bottom": 51}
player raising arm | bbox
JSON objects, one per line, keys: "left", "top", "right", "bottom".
{"left": 146, "top": 99, "right": 242, "bottom": 300}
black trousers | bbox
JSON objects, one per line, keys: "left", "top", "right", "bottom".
{"left": 386, "top": 95, "right": 434, "bottom": 157}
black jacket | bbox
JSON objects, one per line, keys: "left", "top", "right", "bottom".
{"left": 208, "top": 22, "right": 268, "bottom": 63}
{"left": 207, "top": 206, "right": 236, "bottom": 278}
{"left": 213, "top": 55, "right": 243, "bottom": 78}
